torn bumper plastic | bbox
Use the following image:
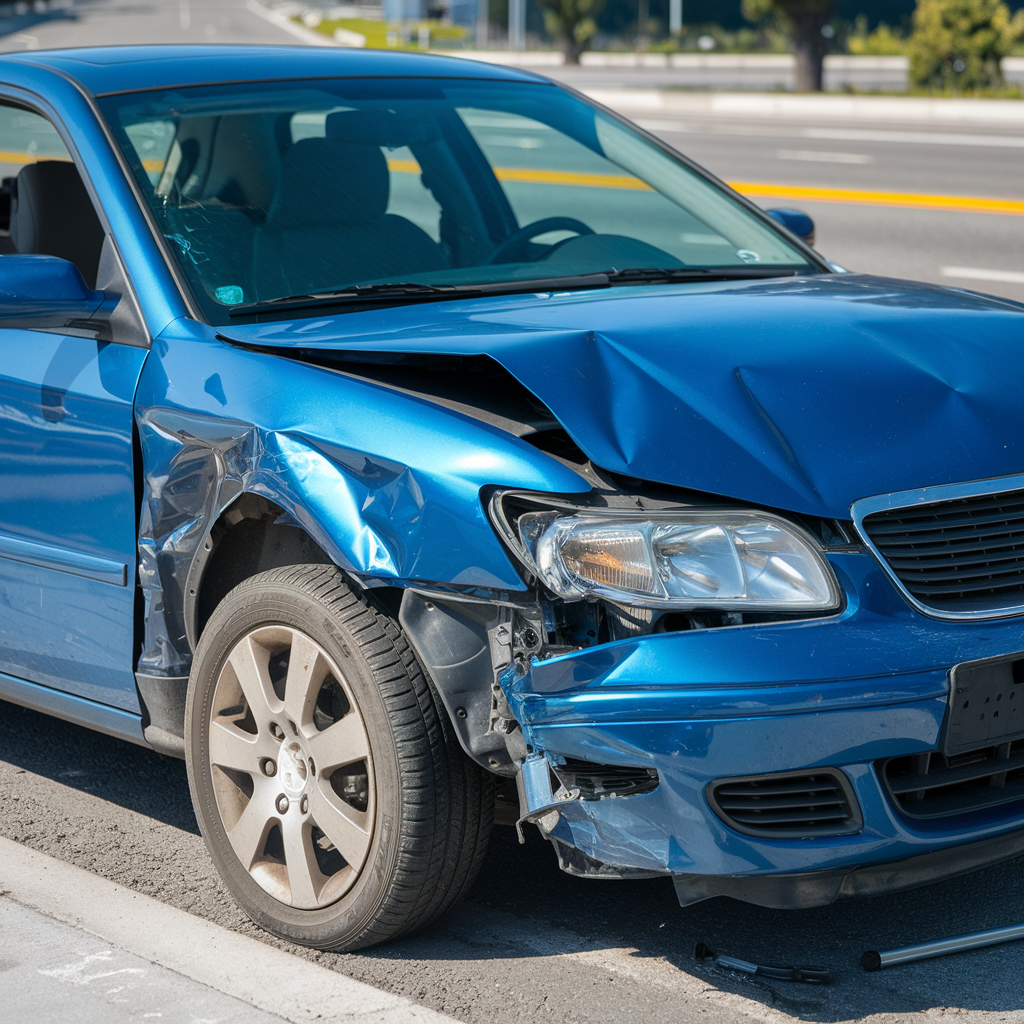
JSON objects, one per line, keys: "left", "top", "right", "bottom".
{"left": 502, "top": 551, "right": 1024, "bottom": 907}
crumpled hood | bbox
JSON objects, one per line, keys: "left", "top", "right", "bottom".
{"left": 224, "top": 274, "right": 1024, "bottom": 520}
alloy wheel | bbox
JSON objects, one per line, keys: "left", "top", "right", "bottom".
{"left": 206, "top": 625, "right": 374, "bottom": 909}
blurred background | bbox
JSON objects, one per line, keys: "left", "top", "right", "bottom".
{"left": 1, "top": 0, "right": 1022, "bottom": 301}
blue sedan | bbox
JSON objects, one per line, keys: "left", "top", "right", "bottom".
{"left": 2, "top": 44, "right": 1024, "bottom": 951}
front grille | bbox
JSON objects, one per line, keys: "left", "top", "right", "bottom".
{"left": 553, "top": 758, "right": 659, "bottom": 800}
{"left": 861, "top": 489, "right": 1024, "bottom": 614}
{"left": 706, "top": 769, "right": 862, "bottom": 839}
{"left": 881, "top": 740, "right": 1024, "bottom": 819}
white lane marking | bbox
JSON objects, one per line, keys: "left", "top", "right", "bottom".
{"left": 11, "top": 33, "right": 39, "bottom": 50}
{"left": 804, "top": 126, "right": 1024, "bottom": 148}
{"left": 0, "top": 837, "right": 458, "bottom": 1024}
{"left": 776, "top": 149, "right": 873, "bottom": 164}
{"left": 244, "top": 0, "right": 335, "bottom": 46}
{"left": 942, "top": 266, "right": 1024, "bottom": 284}
{"left": 635, "top": 118, "right": 1024, "bottom": 149}
{"left": 39, "top": 949, "right": 145, "bottom": 986}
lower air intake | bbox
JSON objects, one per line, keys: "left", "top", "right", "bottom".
{"left": 881, "top": 740, "right": 1024, "bottom": 819}
{"left": 707, "top": 768, "right": 862, "bottom": 839}
{"left": 553, "top": 758, "right": 659, "bottom": 800}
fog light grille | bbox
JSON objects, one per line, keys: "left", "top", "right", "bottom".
{"left": 707, "top": 768, "right": 862, "bottom": 839}
{"left": 553, "top": 758, "right": 659, "bottom": 800}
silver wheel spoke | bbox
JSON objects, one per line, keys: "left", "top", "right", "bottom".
{"left": 226, "top": 788, "right": 274, "bottom": 870}
{"left": 310, "top": 784, "right": 371, "bottom": 869}
{"left": 283, "top": 630, "right": 322, "bottom": 729}
{"left": 210, "top": 623, "right": 375, "bottom": 910}
{"left": 281, "top": 814, "right": 322, "bottom": 909}
{"left": 306, "top": 713, "right": 370, "bottom": 774}
{"left": 209, "top": 719, "right": 266, "bottom": 774}
{"left": 228, "top": 636, "right": 276, "bottom": 726}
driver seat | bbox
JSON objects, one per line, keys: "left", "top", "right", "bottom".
{"left": 253, "top": 137, "right": 448, "bottom": 298}
{"left": 10, "top": 160, "right": 105, "bottom": 287}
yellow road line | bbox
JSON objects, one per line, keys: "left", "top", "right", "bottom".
{"left": 0, "top": 151, "right": 163, "bottom": 173}
{"left": 387, "top": 157, "right": 650, "bottom": 191}
{"left": 5, "top": 149, "right": 1015, "bottom": 217}
{"left": 727, "top": 181, "right": 1024, "bottom": 216}
{"left": 388, "top": 159, "right": 1023, "bottom": 214}
{"left": 494, "top": 167, "right": 651, "bottom": 190}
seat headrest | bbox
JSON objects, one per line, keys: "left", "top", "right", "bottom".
{"left": 10, "top": 161, "right": 105, "bottom": 288}
{"left": 325, "top": 109, "right": 440, "bottom": 147}
{"left": 269, "top": 137, "right": 389, "bottom": 228}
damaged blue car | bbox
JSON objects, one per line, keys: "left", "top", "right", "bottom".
{"left": 3, "top": 44, "right": 1024, "bottom": 952}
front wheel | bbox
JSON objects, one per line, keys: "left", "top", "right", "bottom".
{"left": 185, "top": 564, "right": 493, "bottom": 950}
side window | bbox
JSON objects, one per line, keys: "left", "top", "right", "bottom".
{"left": 0, "top": 102, "right": 73, "bottom": 256}
{"left": 288, "top": 111, "right": 441, "bottom": 242}
{"left": 0, "top": 101, "right": 105, "bottom": 287}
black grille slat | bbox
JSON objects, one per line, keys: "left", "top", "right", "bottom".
{"left": 862, "top": 488, "right": 1024, "bottom": 613}
{"left": 717, "top": 794, "right": 846, "bottom": 811}
{"left": 869, "top": 494, "right": 1024, "bottom": 523}
{"left": 707, "top": 770, "right": 862, "bottom": 839}
{"left": 881, "top": 739, "right": 1024, "bottom": 819}
{"left": 879, "top": 533, "right": 1024, "bottom": 558}
{"left": 713, "top": 779, "right": 839, "bottom": 799}
{"left": 887, "top": 547, "right": 1024, "bottom": 572}
{"left": 887, "top": 751, "right": 1024, "bottom": 794}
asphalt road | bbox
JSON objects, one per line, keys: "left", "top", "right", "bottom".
{"left": 621, "top": 109, "right": 1024, "bottom": 303}
{"left": 2, "top": 5, "right": 1024, "bottom": 1024}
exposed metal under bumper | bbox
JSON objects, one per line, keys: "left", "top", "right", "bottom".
{"left": 672, "top": 826, "right": 1024, "bottom": 909}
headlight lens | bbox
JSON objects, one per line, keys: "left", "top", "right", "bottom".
{"left": 516, "top": 510, "right": 840, "bottom": 610}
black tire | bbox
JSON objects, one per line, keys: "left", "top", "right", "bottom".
{"left": 185, "top": 564, "right": 493, "bottom": 951}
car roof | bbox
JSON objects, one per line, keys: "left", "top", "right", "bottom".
{"left": 0, "top": 44, "right": 546, "bottom": 96}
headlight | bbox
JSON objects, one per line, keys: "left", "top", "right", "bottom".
{"left": 514, "top": 509, "right": 840, "bottom": 611}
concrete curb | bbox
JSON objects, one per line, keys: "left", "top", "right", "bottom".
{"left": 579, "top": 88, "right": 1024, "bottom": 126}
{"left": 0, "top": 836, "right": 459, "bottom": 1024}
{"left": 245, "top": 0, "right": 336, "bottom": 47}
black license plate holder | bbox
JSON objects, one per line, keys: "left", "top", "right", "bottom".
{"left": 944, "top": 651, "right": 1024, "bottom": 757}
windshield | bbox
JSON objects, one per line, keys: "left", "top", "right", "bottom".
{"left": 99, "top": 77, "right": 816, "bottom": 323}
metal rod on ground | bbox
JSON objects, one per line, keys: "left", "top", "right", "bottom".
{"left": 862, "top": 922, "right": 1024, "bottom": 971}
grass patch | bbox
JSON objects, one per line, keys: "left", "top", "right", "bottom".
{"left": 302, "top": 17, "right": 470, "bottom": 50}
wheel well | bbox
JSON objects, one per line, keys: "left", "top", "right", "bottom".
{"left": 192, "top": 494, "right": 333, "bottom": 645}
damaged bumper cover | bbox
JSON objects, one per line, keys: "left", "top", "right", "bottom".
{"left": 501, "top": 549, "right": 1024, "bottom": 908}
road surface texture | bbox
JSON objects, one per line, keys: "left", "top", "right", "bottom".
{"left": 2, "top": 4, "right": 1024, "bottom": 1023}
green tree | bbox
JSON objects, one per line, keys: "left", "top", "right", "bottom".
{"left": 538, "top": 0, "right": 606, "bottom": 63}
{"left": 742, "top": 0, "right": 835, "bottom": 91}
{"left": 908, "top": 0, "right": 1024, "bottom": 91}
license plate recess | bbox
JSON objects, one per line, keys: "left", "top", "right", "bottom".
{"left": 944, "top": 651, "right": 1024, "bottom": 757}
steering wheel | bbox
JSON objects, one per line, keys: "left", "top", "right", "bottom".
{"left": 486, "top": 216, "right": 595, "bottom": 265}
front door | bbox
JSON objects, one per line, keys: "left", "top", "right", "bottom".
{"left": 0, "top": 100, "right": 145, "bottom": 712}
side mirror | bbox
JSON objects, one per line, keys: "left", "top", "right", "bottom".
{"left": 765, "top": 208, "right": 815, "bottom": 248}
{"left": 0, "top": 254, "right": 109, "bottom": 333}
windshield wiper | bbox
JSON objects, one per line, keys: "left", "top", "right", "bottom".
{"left": 228, "top": 266, "right": 809, "bottom": 317}
{"left": 602, "top": 266, "right": 807, "bottom": 284}
{"left": 229, "top": 274, "right": 614, "bottom": 316}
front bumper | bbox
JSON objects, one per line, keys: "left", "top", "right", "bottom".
{"left": 503, "top": 551, "right": 1024, "bottom": 905}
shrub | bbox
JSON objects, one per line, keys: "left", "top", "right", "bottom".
{"left": 847, "top": 15, "right": 907, "bottom": 55}
{"left": 908, "top": 0, "right": 1024, "bottom": 91}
